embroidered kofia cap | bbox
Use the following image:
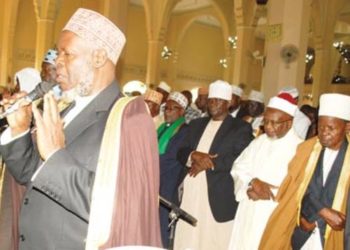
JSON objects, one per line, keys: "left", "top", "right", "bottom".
{"left": 63, "top": 8, "right": 126, "bottom": 64}
{"left": 208, "top": 80, "right": 232, "bottom": 101}
{"left": 231, "top": 85, "right": 243, "bottom": 97}
{"left": 168, "top": 91, "right": 188, "bottom": 109}
{"left": 319, "top": 93, "right": 350, "bottom": 121}
{"left": 43, "top": 49, "right": 58, "bottom": 65}
{"left": 144, "top": 89, "right": 163, "bottom": 106}
{"left": 248, "top": 90, "right": 264, "bottom": 103}
{"left": 158, "top": 81, "right": 172, "bottom": 93}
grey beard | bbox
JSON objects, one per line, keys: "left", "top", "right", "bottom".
{"left": 76, "top": 66, "right": 94, "bottom": 96}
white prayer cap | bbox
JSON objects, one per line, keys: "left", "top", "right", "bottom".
{"left": 278, "top": 86, "right": 299, "bottom": 99}
{"left": 14, "top": 68, "right": 41, "bottom": 93}
{"left": 248, "top": 90, "right": 264, "bottom": 103}
{"left": 208, "top": 80, "right": 232, "bottom": 101}
{"left": 168, "top": 91, "right": 188, "bottom": 109}
{"left": 63, "top": 8, "right": 126, "bottom": 65}
{"left": 232, "top": 85, "right": 243, "bottom": 97}
{"left": 157, "top": 81, "right": 171, "bottom": 93}
{"left": 144, "top": 89, "right": 163, "bottom": 106}
{"left": 319, "top": 93, "right": 350, "bottom": 121}
{"left": 267, "top": 93, "right": 298, "bottom": 117}
{"left": 43, "top": 49, "right": 58, "bottom": 65}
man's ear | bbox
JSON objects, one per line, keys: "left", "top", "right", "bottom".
{"left": 345, "top": 121, "right": 350, "bottom": 133}
{"left": 92, "top": 49, "right": 108, "bottom": 68}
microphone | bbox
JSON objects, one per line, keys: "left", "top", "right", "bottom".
{"left": 159, "top": 195, "right": 197, "bottom": 226}
{"left": 0, "top": 81, "right": 59, "bottom": 119}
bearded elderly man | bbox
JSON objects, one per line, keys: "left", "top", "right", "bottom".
{"left": 229, "top": 93, "right": 303, "bottom": 250}
{"left": 174, "top": 80, "right": 253, "bottom": 250}
{"left": 0, "top": 8, "right": 161, "bottom": 250}
{"left": 260, "top": 93, "right": 350, "bottom": 250}
{"left": 158, "top": 92, "right": 189, "bottom": 248}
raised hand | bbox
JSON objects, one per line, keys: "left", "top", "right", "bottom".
{"left": 32, "top": 92, "right": 65, "bottom": 160}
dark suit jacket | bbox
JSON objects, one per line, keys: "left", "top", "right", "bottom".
{"left": 292, "top": 140, "right": 348, "bottom": 249}
{"left": 159, "top": 124, "right": 189, "bottom": 247}
{"left": 177, "top": 115, "right": 253, "bottom": 222}
{"left": 0, "top": 82, "right": 120, "bottom": 250}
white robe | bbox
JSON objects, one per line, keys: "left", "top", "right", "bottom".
{"left": 174, "top": 120, "right": 233, "bottom": 250}
{"left": 229, "top": 129, "right": 302, "bottom": 250}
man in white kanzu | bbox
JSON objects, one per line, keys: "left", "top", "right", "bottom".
{"left": 229, "top": 93, "right": 303, "bottom": 250}
{"left": 174, "top": 80, "right": 253, "bottom": 250}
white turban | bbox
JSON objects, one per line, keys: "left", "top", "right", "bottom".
{"left": 63, "top": 8, "right": 126, "bottom": 65}
{"left": 267, "top": 95, "right": 298, "bottom": 117}
{"left": 232, "top": 85, "right": 243, "bottom": 97}
{"left": 208, "top": 80, "right": 232, "bottom": 101}
{"left": 248, "top": 90, "right": 264, "bottom": 103}
{"left": 15, "top": 68, "right": 41, "bottom": 93}
{"left": 319, "top": 93, "right": 350, "bottom": 121}
{"left": 168, "top": 92, "right": 188, "bottom": 109}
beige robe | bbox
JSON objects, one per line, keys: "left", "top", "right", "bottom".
{"left": 174, "top": 120, "right": 233, "bottom": 250}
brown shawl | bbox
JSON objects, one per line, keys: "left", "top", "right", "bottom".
{"left": 86, "top": 97, "right": 162, "bottom": 250}
{"left": 259, "top": 135, "right": 350, "bottom": 250}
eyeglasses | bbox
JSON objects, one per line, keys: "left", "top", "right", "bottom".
{"left": 164, "top": 106, "right": 182, "bottom": 112}
{"left": 262, "top": 118, "right": 292, "bottom": 127}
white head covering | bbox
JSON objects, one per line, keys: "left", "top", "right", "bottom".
{"left": 267, "top": 95, "right": 298, "bottom": 117}
{"left": 168, "top": 91, "right": 188, "bottom": 109}
{"left": 63, "top": 8, "right": 126, "bottom": 64}
{"left": 15, "top": 68, "right": 41, "bottom": 93}
{"left": 232, "top": 85, "right": 243, "bottom": 97}
{"left": 319, "top": 93, "right": 350, "bottom": 121}
{"left": 43, "top": 49, "right": 58, "bottom": 65}
{"left": 248, "top": 90, "right": 264, "bottom": 103}
{"left": 278, "top": 86, "right": 299, "bottom": 99}
{"left": 208, "top": 80, "right": 232, "bottom": 101}
{"left": 158, "top": 81, "right": 171, "bottom": 93}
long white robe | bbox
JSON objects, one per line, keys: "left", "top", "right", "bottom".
{"left": 174, "top": 120, "right": 233, "bottom": 250}
{"left": 229, "top": 129, "right": 302, "bottom": 250}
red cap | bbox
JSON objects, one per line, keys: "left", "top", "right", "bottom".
{"left": 277, "top": 93, "right": 297, "bottom": 105}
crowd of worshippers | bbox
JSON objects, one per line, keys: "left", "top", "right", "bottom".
{"left": 0, "top": 9, "right": 350, "bottom": 250}
{"left": 144, "top": 80, "right": 350, "bottom": 250}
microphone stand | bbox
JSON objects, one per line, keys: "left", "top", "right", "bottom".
{"left": 159, "top": 196, "right": 197, "bottom": 250}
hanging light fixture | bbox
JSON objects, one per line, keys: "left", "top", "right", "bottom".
{"left": 219, "top": 58, "right": 228, "bottom": 68}
{"left": 161, "top": 46, "right": 173, "bottom": 60}
{"left": 228, "top": 36, "right": 238, "bottom": 49}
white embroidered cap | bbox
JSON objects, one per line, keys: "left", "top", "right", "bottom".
{"left": 168, "top": 91, "right": 188, "bottom": 109}
{"left": 144, "top": 89, "right": 163, "bottom": 106}
{"left": 63, "top": 8, "right": 126, "bottom": 65}
{"left": 319, "top": 93, "right": 350, "bottom": 121}
{"left": 278, "top": 86, "right": 299, "bottom": 99}
{"left": 158, "top": 81, "right": 171, "bottom": 93}
{"left": 208, "top": 80, "right": 232, "bottom": 101}
{"left": 248, "top": 90, "right": 264, "bottom": 103}
{"left": 43, "top": 49, "right": 58, "bottom": 65}
{"left": 267, "top": 94, "right": 298, "bottom": 117}
{"left": 232, "top": 85, "right": 243, "bottom": 97}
